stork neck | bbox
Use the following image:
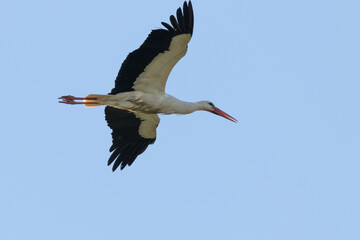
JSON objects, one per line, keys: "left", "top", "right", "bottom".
{"left": 163, "top": 94, "right": 201, "bottom": 114}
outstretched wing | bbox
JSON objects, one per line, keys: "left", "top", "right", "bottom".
{"left": 105, "top": 106, "right": 160, "bottom": 171}
{"left": 105, "top": 1, "right": 194, "bottom": 171}
{"left": 110, "top": 1, "right": 194, "bottom": 95}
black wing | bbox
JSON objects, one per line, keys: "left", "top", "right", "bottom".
{"left": 110, "top": 1, "right": 194, "bottom": 94}
{"left": 105, "top": 106, "right": 159, "bottom": 171}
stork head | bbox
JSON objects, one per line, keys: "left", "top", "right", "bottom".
{"left": 197, "top": 101, "right": 237, "bottom": 123}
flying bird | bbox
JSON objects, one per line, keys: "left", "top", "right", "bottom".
{"left": 59, "top": 1, "right": 237, "bottom": 171}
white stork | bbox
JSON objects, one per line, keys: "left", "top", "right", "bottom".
{"left": 59, "top": 1, "right": 237, "bottom": 171}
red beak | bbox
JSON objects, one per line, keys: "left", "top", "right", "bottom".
{"left": 212, "top": 107, "right": 237, "bottom": 123}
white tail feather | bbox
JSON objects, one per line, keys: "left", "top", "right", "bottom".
{"left": 84, "top": 94, "right": 107, "bottom": 107}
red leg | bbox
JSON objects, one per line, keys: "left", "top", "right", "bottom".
{"left": 58, "top": 95, "right": 97, "bottom": 105}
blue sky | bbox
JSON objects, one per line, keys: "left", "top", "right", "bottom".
{"left": 1, "top": 0, "right": 360, "bottom": 239}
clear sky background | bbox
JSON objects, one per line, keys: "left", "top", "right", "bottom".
{"left": 1, "top": 0, "right": 359, "bottom": 239}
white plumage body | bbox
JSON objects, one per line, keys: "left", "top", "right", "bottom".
{"left": 86, "top": 92, "right": 204, "bottom": 115}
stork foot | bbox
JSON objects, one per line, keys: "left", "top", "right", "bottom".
{"left": 58, "top": 95, "right": 97, "bottom": 105}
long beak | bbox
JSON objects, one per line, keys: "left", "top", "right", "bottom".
{"left": 211, "top": 107, "right": 237, "bottom": 123}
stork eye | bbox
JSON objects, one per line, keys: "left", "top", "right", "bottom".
{"left": 208, "top": 102, "right": 214, "bottom": 107}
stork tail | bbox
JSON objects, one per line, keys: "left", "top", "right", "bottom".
{"left": 84, "top": 94, "right": 106, "bottom": 107}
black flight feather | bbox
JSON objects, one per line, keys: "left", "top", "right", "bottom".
{"left": 169, "top": 15, "right": 178, "bottom": 31}
{"left": 176, "top": 8, "right": 185, "bottom": 32}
